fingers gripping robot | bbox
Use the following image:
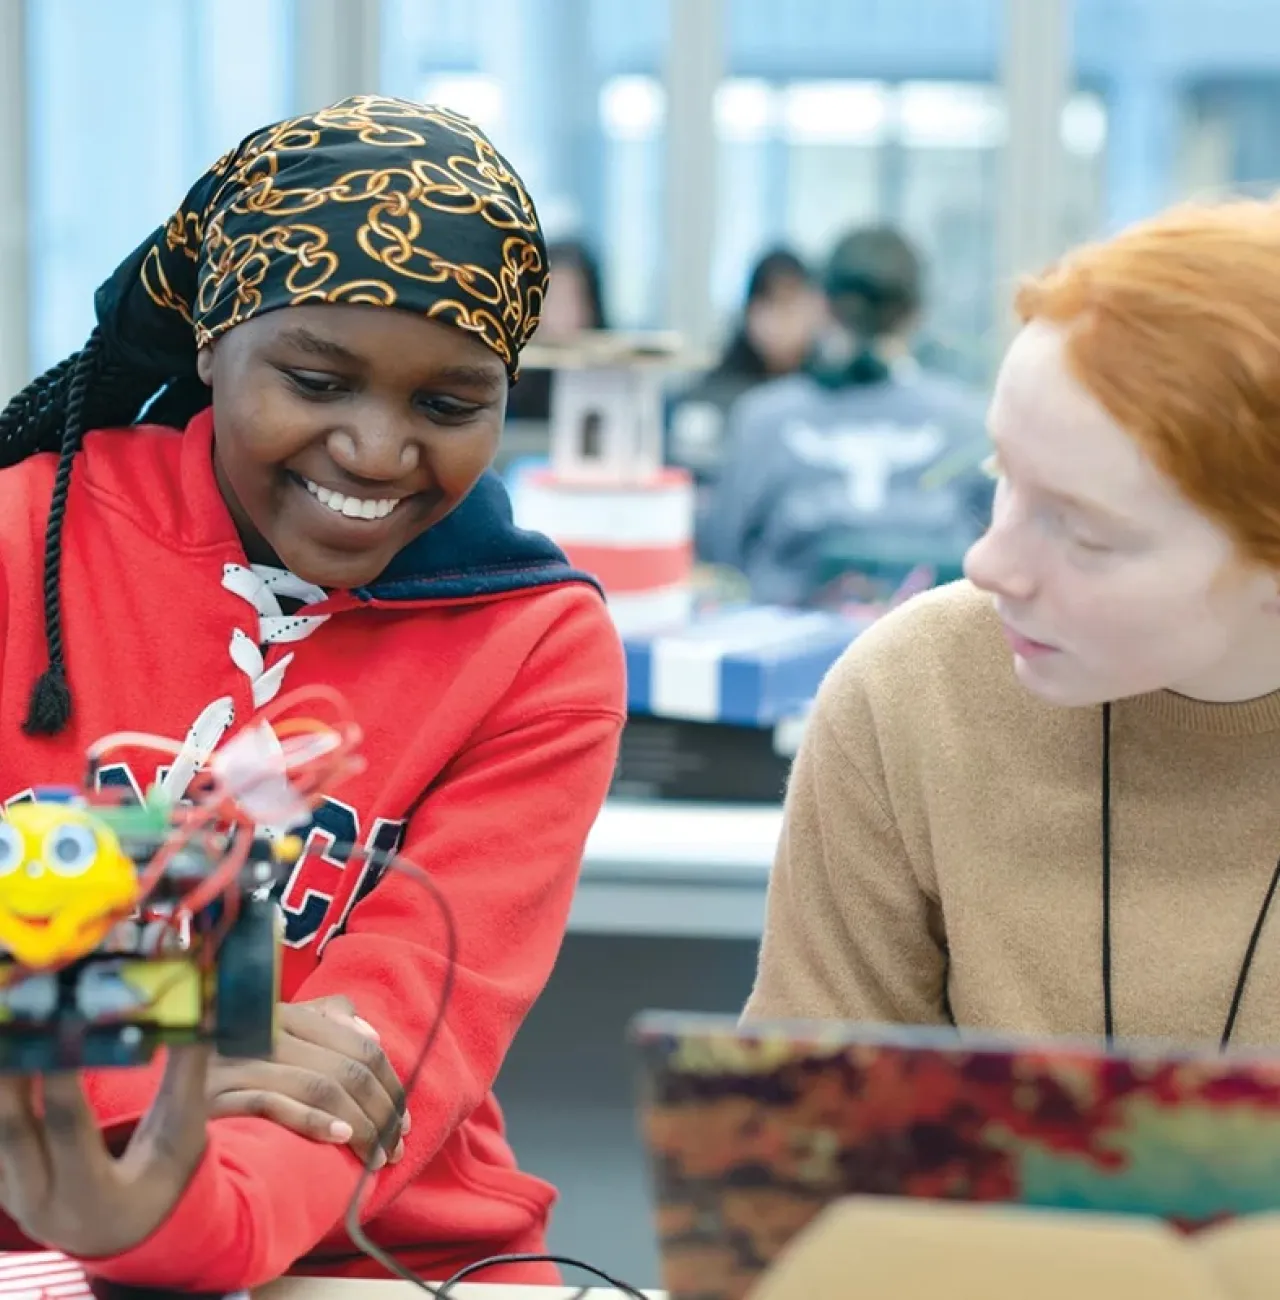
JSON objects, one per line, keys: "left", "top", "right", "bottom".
{"left": 0, "top": 687, "right": 365, "bottom": 1071}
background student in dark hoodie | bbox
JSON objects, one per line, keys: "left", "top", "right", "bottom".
{"left": 0, "top": 96, "right": 625, "bottom": 1291}
{"left": 667, "top": 248, "right": 826, "bottom": 500}
{"left": 702, "top": 225, "right": 993, "bottom": 606}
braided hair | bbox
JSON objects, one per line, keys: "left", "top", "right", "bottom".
{"left": 1, "top": 331, "right": 202, "bottom": 736}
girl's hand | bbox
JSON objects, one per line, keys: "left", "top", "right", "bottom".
{"left": 0, "top": 1046, "right": 209, "bottom": 1258}
{"left": 206, "top": 996, "right": 407, "bottom": 1168}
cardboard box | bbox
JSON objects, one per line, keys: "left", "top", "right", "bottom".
{"left": 749, "top": 1199, "right": 1280, "bottom": 1300}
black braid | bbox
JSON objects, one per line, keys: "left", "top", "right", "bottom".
{"left": 7, "top": 328, "right": 174, "bottom": 736}
{"left": 0, "top": 352, "right": 77, "bottom": 466}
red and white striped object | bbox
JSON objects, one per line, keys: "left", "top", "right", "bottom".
{"left": 514, "top": 467, "right": 696, "bottom": 634}
{"left": 0, "top": 1252, "right": 91, "bottom": 1299}
{"left": 0, "top": 1252, "right": 251, "bottom": 1299}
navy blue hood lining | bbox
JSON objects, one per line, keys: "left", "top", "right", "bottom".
{"left": 356, "top": 470, "right": 601, "bottom": 603}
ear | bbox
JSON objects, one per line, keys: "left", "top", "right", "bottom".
{"left": 195, "top": 345, "right": 214, "bottom": 387}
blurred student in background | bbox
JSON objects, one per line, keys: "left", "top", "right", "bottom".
{"left": 668, "top": 250, "right": 825, "bottom": 517}
{"left": 506, "top": 238, "right": 610, "bottom": 423}
{"left": 702, "top": 225, "right": 992, "bottom": 607}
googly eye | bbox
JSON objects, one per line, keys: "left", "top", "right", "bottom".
{"left": 43, "top": 822, "right": 99, "bottom": 878}
{"left": 0, "top": 824, "right": 22, "bottom": 877}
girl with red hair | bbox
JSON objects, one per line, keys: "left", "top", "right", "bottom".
{"left": 746, "top": 198, "right": 1280, "bottom": 1050}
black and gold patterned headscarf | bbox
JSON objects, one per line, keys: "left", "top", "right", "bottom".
{"left": 96, "top": 94, "right": 548, "bottom": 381}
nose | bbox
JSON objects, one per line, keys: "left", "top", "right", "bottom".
{"left": 963, "top": 517, "right": 1037, "bottom": 604}
{"left": 326, "top": 416, "right": 421, "bottom": 483}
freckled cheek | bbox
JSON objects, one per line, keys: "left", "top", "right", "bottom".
{"left": 1070, "top": 588, "right": 1197, "bottom": 666}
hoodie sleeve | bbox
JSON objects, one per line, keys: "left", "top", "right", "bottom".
{"left": 80, "top": 596, "right": 626, "bottom": 1293}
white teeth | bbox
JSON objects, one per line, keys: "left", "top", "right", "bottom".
{"left": 304, "top": 478, "right": 401, "bottom": 521}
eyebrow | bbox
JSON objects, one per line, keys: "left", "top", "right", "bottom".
{"left": 277, "top": 327, "right": 504, "bottom": 392}
{"left": 277, "top": 326, "right": 361, "bottom": 364}
{"left": 987, "top": 448, "right": 1133, "bottom": 529}
{"left": 432, "top": 364, "right": 505, "bottom": 394}
{"left": 1044, "top": 486, "right": 1133, "bottom": 528}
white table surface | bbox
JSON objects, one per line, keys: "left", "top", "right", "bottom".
{"left": 571, "top": 799, "right": 782, "bottom": 940}
{"left": 259, "top": 1281, "right": 662, "bottom": 1298}
{"left": 0, "top": 1255, "right": 663, "bottom": 1299}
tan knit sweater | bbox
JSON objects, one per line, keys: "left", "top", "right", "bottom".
{"left": 744, "top": 580, "right": 1280, "bottom": 1050}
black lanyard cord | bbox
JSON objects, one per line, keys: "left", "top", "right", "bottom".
{"left": 1100, "top": 700, "right": 1280, "bottom": 1050}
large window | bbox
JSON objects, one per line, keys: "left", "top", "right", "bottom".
{"left": 710, "top": 76, "right": 1102, "bottom": 380}
{"left": 27, "top": 0, "right": 292, "bottom": 372}
{"left": 28, "top": 0, "right": 1280, "bottom": 384}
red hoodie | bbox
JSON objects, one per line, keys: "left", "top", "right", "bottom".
{"left": 0, "top": 410, "right": 626, "bottom": 1291}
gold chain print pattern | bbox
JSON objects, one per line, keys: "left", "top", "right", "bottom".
{"left": 139, "top": 96, "right": 547, "bottom": 375}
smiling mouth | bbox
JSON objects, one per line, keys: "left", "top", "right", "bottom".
{"left": 294, "top": 473, "right": 408, "bottom": 522}
{"left": 11, "top": 914, "right": 52, "bottom": 928}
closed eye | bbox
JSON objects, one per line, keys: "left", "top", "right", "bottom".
{"left": 282, "top": 368, "right": 349, "bottom": 399}
{"left": 414, "top": 394, "right": 485, "bottom": 425}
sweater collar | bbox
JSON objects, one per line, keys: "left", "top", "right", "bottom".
{"left": 1125, "top": 686, "right": 1280, "bottom": 736}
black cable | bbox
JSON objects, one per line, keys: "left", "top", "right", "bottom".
{"left": 436, "top": 1253, "right": 648, "bottom": 1299}
{"left": 1100, "top": 702, "right": 1280, "bottom": 1051}
{"left": 1221, "top": 855, "right": 1280, "bottom": 1050}
{"left": 338, "top": 850, "right": 458, "bottom": 1290}
{"left": 1100, "top": 702, "right": 1114, "bottom": 1044}
{"left": 334, "top": 848, "right": 645, "bottom": 1296}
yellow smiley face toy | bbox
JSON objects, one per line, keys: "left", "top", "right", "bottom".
{"left": 0, "top": 803, "right": 140, "bottom": 970}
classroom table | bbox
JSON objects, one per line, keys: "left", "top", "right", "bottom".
{"left": 0, "top": 1252, "right": 663, "bottom": 1298}
{"left": 572, "top": 799, "right": 780, "bottom": 939}
{"left": 260, "top": 1281, "right": 663, "bottom": 1298}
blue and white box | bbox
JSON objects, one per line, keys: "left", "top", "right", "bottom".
{"left": 624, "top": 606, "right": 869, "bottom": 728}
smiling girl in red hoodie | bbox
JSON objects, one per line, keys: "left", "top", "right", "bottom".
{"left": 0, "top": 95, "right": 625, "bottom": 1292}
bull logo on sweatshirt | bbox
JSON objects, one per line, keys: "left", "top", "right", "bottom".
{"left": 784, "top": 419, "right": 946, "bottom": 512}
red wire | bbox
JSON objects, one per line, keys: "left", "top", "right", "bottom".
{"left": 13, "top": 687, "right": 367, "bottom": 982}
